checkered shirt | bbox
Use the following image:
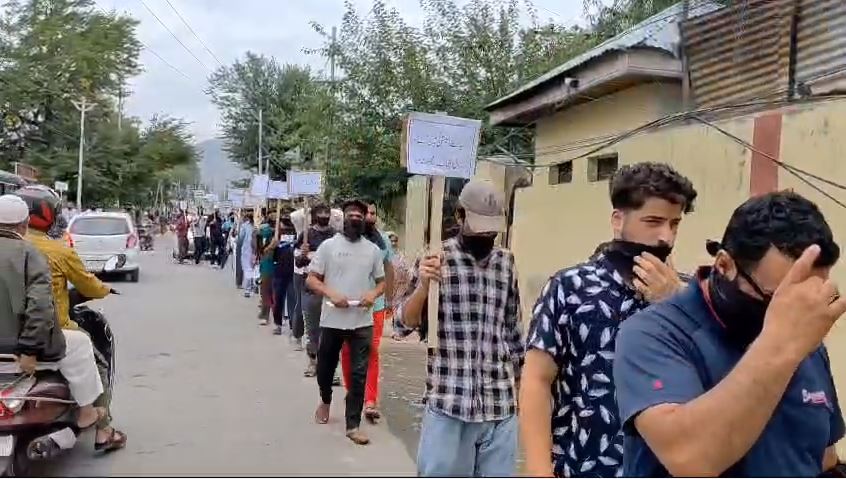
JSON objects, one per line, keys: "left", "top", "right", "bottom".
{"left": 400, "top": 237, "right": 524, "bottom": 423}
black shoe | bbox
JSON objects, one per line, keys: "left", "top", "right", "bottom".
{"left": 332, "top": 375, "right": 341, "bottom": 387}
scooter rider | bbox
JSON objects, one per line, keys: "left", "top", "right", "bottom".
{"left": 16, "top": 187, "right": 127, "bottom": 452}
{"left": 0, "top": 195, "right": 105, "bottom": 432}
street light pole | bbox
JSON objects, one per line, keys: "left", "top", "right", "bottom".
{"left": 72, "top": 97, "right": 95, "bottom": 209}
{"left": 258, "top": 108, "right": 263, "bottom": 176}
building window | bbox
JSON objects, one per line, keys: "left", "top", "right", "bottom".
{"left": 550, "top": 161, "right": 573, "bottom": 185}
{"left": 588, "top": 154, "right": 619, "bottom": 182}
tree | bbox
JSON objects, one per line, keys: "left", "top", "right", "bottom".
{"left": 0, "top": 0, "right": 197, "bottom": 209}
{"left": 207, "top": 54, "right": 321, "bottom": 175}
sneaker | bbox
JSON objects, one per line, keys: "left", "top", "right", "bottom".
{"left": 332, "top": 375, "right": 341, "bottom": 387}
{"left": 243, "top": 292, "right": 251, "bottom": 298}
{"left": 293, "top": 338, "right": 303, "bottom": 351}
{"left": 259, "top": 319, "right": 269, "bottom": 326}
{"left": 273, "top": 326, "right": 283, "bottom": 336}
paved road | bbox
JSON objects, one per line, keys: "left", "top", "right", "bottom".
{"left": 37, "top": 242, "right": 417, "bottom": 476}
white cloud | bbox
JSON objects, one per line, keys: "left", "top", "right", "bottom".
{"left": 110, "top": 0, "right": 588, "bottom": 142}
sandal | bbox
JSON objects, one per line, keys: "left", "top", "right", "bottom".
{"left": 364, "top": 405, "right": 381, "bottom": 424}
{"left": 95, "top": 427, "right": 127, "bottom": 453}
{"left": 314, "top": 403, "right": 330, "bottom": 425}
{"left": 77, "top": 407, "right": 107, "bottom": 431}
{"left": 346, "top": 428, "right": 370, "bottom": 445}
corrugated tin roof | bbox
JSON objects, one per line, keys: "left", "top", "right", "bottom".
{"left": 682, "top": 0, "right": 792, "bottom": 108}
{"left": 486, "top": 1, "right": 724, "bottom": 110}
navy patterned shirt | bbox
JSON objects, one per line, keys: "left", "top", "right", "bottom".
{"left": 527, "top": 253, "right": 649, "bottom": 478}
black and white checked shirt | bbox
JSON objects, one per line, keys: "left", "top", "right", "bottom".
{"left": 400, "top": 237, "right": 524, "bottom": 423}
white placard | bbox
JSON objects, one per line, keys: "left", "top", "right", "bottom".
{"left": 406, "top": 112, "right": 481, "bottom": 179}
{"left": 193, "top": 189, "right": 205, "bottom": 200}
{"left": 54, "top": 181, "right": 68, "bottom": 193}
{"left": 228, "top": 189, "right": 245, "bottom": 207}
{"left": 250, "top": 174, "right": 270, "bottom": 198}
{"left": 267, "top": 181, "right": 290, "bottom": 200}
{"left": 289, "top": 171, "right": 323, "bottom": 196}
{"left": 179, "top": 200, "right": 188, "bottom": 210}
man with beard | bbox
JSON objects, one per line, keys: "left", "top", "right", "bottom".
{"left": 521, "top": 162, "right": 697, "bottom": 477}
{"left": 307, "top": 199, "right": 385, "bottom": 445}
{"left": 614, "top": 191, "right": 845, "bottom": 477}
{"left": 399, "top": 180, "right": 523, "bottom": 477}
{"left": 340, "top": 201, "right": 395, "bottom": 423}
{"left": 296, "top": 203, "right": 339, "bottom": 378}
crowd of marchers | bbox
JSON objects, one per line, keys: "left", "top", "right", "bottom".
{"left": 173, "top": 161, "right": 845, "bottom": 478}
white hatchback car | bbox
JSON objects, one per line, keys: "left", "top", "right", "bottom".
{"left": 67, "top": 212, "right": 141, "bottom": 282}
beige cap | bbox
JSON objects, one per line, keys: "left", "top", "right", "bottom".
{"left": 0, "top": 195, "right": 29, "bottom": 225}
{"left": 458, "top": 180, "right": 506, "bottom": 233}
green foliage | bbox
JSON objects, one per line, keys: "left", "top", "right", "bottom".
{"left": 211, "top": 0, "right": 728, "bottom": 207}
{"left": 207, "top": 54, "right": 323, "bottom": 175}
{"left": 0, "top": 0, "right": 197, "bottom": 208}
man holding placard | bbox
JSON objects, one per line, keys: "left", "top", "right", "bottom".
{"left": 398, "top": 180, "right": 523, "bottom": 476}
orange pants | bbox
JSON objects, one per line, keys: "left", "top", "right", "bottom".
{"left": 341, "top": 309, "right": 385, "bottom": 407}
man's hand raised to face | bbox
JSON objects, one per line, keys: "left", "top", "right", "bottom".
{"left": 633, "top": 253, "right": 684, "bottom": 302}
{"left": 760, "top": 244, "right": 846, "bottom": 362}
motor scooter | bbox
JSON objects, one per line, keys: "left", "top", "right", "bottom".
{"left": 0, "top": 260, "right": 117, "bottom": 476}
{"left": 137, "top": 224, "right": 154, "bottom": 251}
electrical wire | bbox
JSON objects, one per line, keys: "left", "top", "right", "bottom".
{"left": 691, "top": 115, "right": 846, "bottom": 210}
{"left": 161, "top": 0, "right": 225, "bottom": 67}
{"left": 90, "top": 0, "right": 202, "bottom": 86}
{"left": 137, "top": 0, "right": 211, "bottom": 72}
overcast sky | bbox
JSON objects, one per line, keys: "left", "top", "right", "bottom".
{"left": 103, "top": 0, "right": 592, "bottom": 142}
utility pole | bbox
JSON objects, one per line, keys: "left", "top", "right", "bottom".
{"left": 257, "top": 108, "right": 263, "bottom": 176}
{"left": 330, "top": 26, "right": 337, "bottom": 88}
{"left": 117, "top": 79, "right": 124, "bottom": 131}
{"left": 680, "top": 0, "right": 691, "bottom": 110}
{"left": 72, "top": 98, "right": 95, "bottom": 209}
{"left": 325, "top": 26, "right": 337, "bottom": 172}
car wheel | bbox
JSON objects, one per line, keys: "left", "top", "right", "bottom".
{"left": 128, "top": 270, "right": 140, "bottom": 283}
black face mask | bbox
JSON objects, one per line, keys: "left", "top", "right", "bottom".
{"left": 708, "top": 268, "right": 771, "bottom": 350}
{"left": 315, "top": 216, "right": 330, "bottom": 227}
{"left": 460, "top": 234, "right": 496, "bottom": 260}
{"left": 343, "top": 219, "right": 365, "bottom": 240}
{"left": 604, "top": 239, "right": 673, "bottom": 282}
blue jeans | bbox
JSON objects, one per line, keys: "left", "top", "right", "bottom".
{"left": 417, "top": 405, "right": 517, "bottom": 477}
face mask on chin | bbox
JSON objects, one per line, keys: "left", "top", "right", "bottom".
{"left": 604, "top": 239, "right": 673, "bottom": 282}
{"left": 343, "top": 219, "right": 365, "bottom": 240}
{"left": 460, "top": 233, "right": 496, "bottom": 260}
{"left": 708, "top": 268, "right": 771, "bottom": 349}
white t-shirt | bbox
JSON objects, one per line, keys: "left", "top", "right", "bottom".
{"left": 309, "top": 234, "right": 385, "bottom": 330}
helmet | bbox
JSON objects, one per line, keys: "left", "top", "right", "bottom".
{"left": 15, "top": 185, "right": 62, "bottom": 232}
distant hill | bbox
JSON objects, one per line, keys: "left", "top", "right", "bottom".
{"left": 197, "top": 139, "right": 249, "bottom": 196}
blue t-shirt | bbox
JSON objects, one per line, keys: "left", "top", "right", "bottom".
{"left": 615, "top": 270, "right": 845, "bottom": 477}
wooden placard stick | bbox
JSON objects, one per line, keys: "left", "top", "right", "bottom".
{"left": 427, "top": 176, "right": 445, "bottom": 348}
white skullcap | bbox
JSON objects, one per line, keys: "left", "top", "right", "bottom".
{"left": 0, "top": 195, "right": 29, "bottom": 225}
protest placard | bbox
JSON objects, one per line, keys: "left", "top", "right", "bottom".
{"left": 289, "top": 170, "right": 323, "bottom": 196}
{"left": 267, "top": 181, "right": 290, "bottom": 200}
{"left": 402, "top": 112, "right": 482, "bottom": 347}
{"left": 404, "top": 112, "right": 482, "bottom": 180}
{"left": 249, "top": 174, "right": 270, "bottom": 198}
